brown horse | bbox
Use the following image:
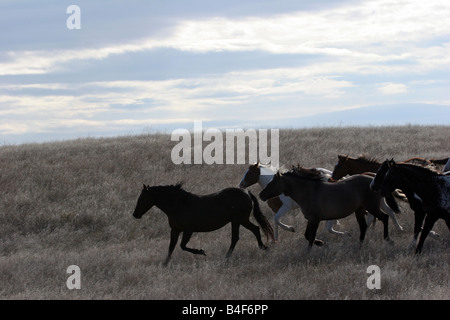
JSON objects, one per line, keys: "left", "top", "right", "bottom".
{"left": 331, "top": 154, "right": 449, "bottom": 181}
{"left": 239, "top": 163, "right": 347, "bottom": 241}
{"left": 133, "top": 183, "right": 274, "bottom": 265}
{"left": 259, "top": 167, "right": 392, "bottom": 251}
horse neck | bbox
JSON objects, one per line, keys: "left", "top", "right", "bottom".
{"left": 348, "top": 158, "right": 380, "bottom": 174}
{"left": 258, "top": 165, "right": 277, "bottom": 188}
{"left": 152, "top": 186, "right": 194, "bottom": 216}
{"left": 283, "top": 175, "right": 313, "bottom": 205}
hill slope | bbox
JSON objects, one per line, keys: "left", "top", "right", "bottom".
{"left": 0, "top": 126, "right": 448, "bottom": 299}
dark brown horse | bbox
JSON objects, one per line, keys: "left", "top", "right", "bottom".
{"left": 239, "top": 163, "right": 347, "bottom": 240}
{"left": 133, "top": 183, "right": 274, "bottom": 265}
{"left": 259, "top": 167, "right": 392, "bottom": 251}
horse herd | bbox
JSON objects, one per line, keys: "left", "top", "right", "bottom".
{"left": 132, "top": 155, "right": 450, "bottom": 266}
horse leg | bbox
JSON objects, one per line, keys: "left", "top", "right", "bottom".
{"left": 325, "top": 219, "right": 349, "bottom": 236}
{"left": 164, "top": 228, "right": 180, "bottom": 266}
{"left": 272, "top": 210, "right": 279, "bottom": 243}
{"left": 381, "top": 197, "right": 403, "bottom": 231}
{"left": 365, "top": 213, "right": 376, "bottom": 228}
{"left": 367, "top": 204, "right": 391, "bottom": 243}
{"left": 410, "top": 203, "right": 426, "bottom": 249}
{"left": 377, "top": 212, "right": 391, "bottom": 243}
{"left": 226, "top": 220, "right": 240, "bottom": 259}
{"left": 274, "top": 204, "right": 295, "bottom": 237}
{"left": 355, "top": 208, "right": 368, "bottom": 246}
{"left": 241, "top": 219, "right": 267, "bottom": 250}
{"left": 415, "top": 214, "right": 439, "bottom": 254}
{"left": 180, "top": 231, "right": 206, "bottom": 256}
{"left": 304, "top": 220, "right": 323, "bottom": 251}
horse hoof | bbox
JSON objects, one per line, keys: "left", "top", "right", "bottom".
{"left": 199, "top": 249, "right": 206, "bottom": 256}
{"left": 314, "top": 240, "right": 324, "bottom": 247}
{"left": 289, "top": 227, "right": 295, "bottom": 233}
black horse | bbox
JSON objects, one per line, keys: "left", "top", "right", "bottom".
{"left": 132, "top": 183, "right": 274, "bottom": 265}
{"left": 370, "top": 159, "right": 450, "bottom": 253}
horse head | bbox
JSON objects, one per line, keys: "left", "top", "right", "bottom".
{"left": 331, "top": 154, "right": 349, "bottom": 180}
{"left": 259, "top": 171, "right": 283, "bottom": 201}
{"left": 369, "top": 158, "right": 397, "bottom": 196}
{"left": 132, "top": 184, "right": 155, "bottom": 219}
{"left": 239, "top": 162, "right": 260, "bottom": 188}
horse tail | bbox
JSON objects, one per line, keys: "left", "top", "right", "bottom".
{"left": 385, "top": 193, "right": 400, "bottom": 213}
{"left": 248, "top": 191, "right": 274, "bottom": 242}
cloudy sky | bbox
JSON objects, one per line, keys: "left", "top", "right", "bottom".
{"left": 1, "top": 0, "right": 449, "bottom": 144}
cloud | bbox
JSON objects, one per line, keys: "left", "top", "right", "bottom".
{"left": 0, "top": 43, "right": 150, "bottom": 75}
{"left": 2, "top": 0, "right": 450, "bottom": 76}
{"left": 378, "top": 83, "right": 408, "bottom": 95}
{"left": 1, "top": 0, "right": 450, "bottom": 143}
{"left": 0, "top": 70, "right": 354, "bottom": 137}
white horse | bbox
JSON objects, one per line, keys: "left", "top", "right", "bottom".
{"left": 239, "top": 163, "right": 348, "bottom": 241}
{"left": 239, "top": 163, "right": 402, "bottom": 242}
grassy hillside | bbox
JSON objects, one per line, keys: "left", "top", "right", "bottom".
{"left": 0, "top": 126, "right": 449, "bottom": 299}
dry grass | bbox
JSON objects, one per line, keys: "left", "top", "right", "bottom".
{"left": 0, "top": 126, "right": 449, "bottom": 300}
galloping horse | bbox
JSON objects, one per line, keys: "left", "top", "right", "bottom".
{"left": 331, "top": 155, "right": 382, "bottom": 180}
{"left": 370, "top": 160, "right": 450, "bottom": 253}
{"left": 133, "top": 183, "right": 274, "bottom": 265}
{"left": 332, "top": 154, "right": 449, "bottom": 180}
{"left": 259, "top": 168, "right": 392, "bottom": 251}
{"left": 239, "top": 163, "right": 346, "bottom": 241}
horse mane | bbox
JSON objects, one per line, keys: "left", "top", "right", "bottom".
{"left": 398, "top": 163, "right": 441, "bottom": 176}
{"left": 356, "top": 154, "right": 380, "bottom": 165}
{"left": 150, "top": 182, "right": 201, "bottom": 202}
{"left": 174, "top": 181, "right": 184, "bottom": 189}
{"left": 284, "top": 166, "right": 325, "bottom": 181}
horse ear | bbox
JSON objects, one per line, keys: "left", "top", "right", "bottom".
{"left": 143, "top": 184, "right": 146, "bottom": 190}
{"left": 387, "top": 159, "right": 395, "bottom": 167}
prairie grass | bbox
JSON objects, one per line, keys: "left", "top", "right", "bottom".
{"left": 0, "top": 126, "right": 448, "bottom": 299}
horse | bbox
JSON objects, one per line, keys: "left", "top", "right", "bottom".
{"left": 132, "top": 183, "right": 274, "bottom": 265}
{"left": 370, "top": 160, "right": 450, "bottom": 254}
{"left": 331, "top": 155, "right": 382, "bottom": 181}
{"left": 259, "top": 167, "right": 392, "bottom": 251}
{"left": 239, "top": 163, "right": 347, "bottom": 241}
{"left": 332, "top": 154, "right": 449, "bottom": 181}
{"left": 370, "top": 159, "right": 444, "bottom": 250}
